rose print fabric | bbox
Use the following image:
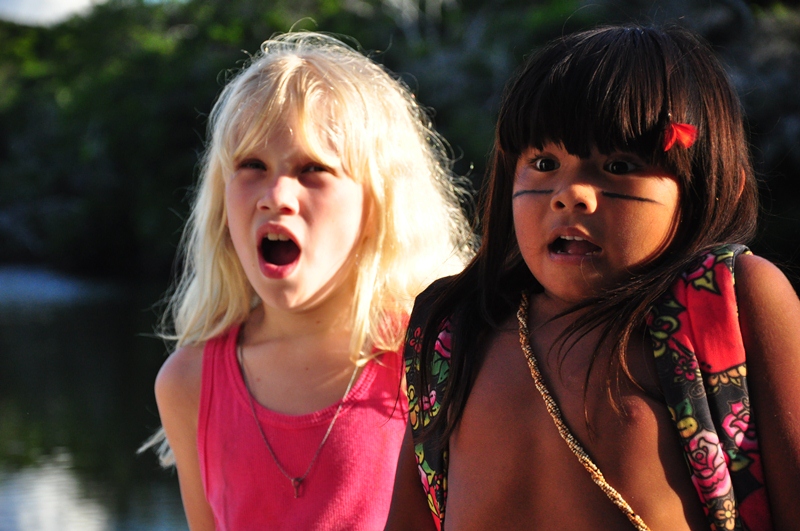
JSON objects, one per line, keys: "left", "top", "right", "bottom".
{"left": 404, "top": 285, "right": 451, "bottom": 530}
{"left": 646, "top": 244, "right": 771, "bottom": 531}
{"left": 405, "top": 245, "right": 771, "bottom": 530}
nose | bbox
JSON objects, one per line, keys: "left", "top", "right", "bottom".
{"left": 550, "top": 180, "right": 598, "bottom": 213}
{"left": 256, "top": 175, "right": 299, "bottom": 214}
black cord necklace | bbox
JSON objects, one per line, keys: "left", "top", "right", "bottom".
{"left": 238, "top": 345, "right": 359, "bottom": 498}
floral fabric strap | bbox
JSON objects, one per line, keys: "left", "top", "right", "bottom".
{"left": 646, "top": 244, "right": 772, "bottom": 531}
{"left": 404, "top": 281, "right": 452, "bottom": 530}
{"left": 405, "top": 245, "right": 772, "bottom": 531}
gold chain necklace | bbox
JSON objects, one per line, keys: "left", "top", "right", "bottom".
{"left": 516, "top": 292, "right": 651, "bottom": 531}
{"left": 238, "top": 345, "right": 360, "bottom": 498}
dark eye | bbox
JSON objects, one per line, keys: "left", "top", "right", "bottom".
{"left": 605, "top": 160, "right": 637, "bottom": 175}
{"left": 533, "top": 157, "right": 559, "bottom": 172}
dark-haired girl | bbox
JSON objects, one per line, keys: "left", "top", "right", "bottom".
{"left": 386, "top": 25, "right": 800, "bottom": 531}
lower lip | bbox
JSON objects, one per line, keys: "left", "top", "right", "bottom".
{"left": 548, "top": 249, "right": 600, "bottom": 265}
{"left": 258, "top": 255, "right": 299, "bottom": 279}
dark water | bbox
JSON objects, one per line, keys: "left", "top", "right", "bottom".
{"left": 0, "top": 267, "right": 187, "bottom": 531}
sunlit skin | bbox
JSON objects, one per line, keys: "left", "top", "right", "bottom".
{"left": 386, "top": 144, "right": 711, "bottom": 531}
{"left": 512, "top": 143, "right": 681, "bottom": 314}
{"left": 439, "top": 145, "right": 707, "bottom": 530}
{"left": 220, "top": 121, "right": 373, "bottom": 416}
{"left": 385, "top": 143, "right": 800, "bottom": 531}
{"left": 225, "top": 123, "right": 366, "bottom": 324}
{"left": 157, "top": 123, "right": 370, "bottom": 531}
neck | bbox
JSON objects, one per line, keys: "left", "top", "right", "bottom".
{"left": 529, "top": 291, "right": 587, "bottom": 328}
{"left": 527, "top": 291, "right": 604, "bottom": 365}
{"left": 241, "top": 281, "right": 360, "bottom": 368}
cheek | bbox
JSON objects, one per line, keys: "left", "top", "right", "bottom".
{"left": 653, "top": 183, "right": 682, "bottom": 249}
{"left": 512, "top": 202, "right": 542, "bottom": 251}
{"left": 224, "top": 182, "right": 241, "bottom": 222}
{"left": 512, "top": 206, "right": 525, "bottom": 250}
{"left": 623, "top": 203, "right": 681, "bottom": 264}
{"left": 223, "top": 188, "right": 253, "bottom": 256}
{"left": 316, "top": 185, "right": 366, "bottom": 255}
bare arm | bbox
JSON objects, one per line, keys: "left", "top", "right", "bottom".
{"left": 735, "top": 254, "right": 800, "bottom": 528}
{"left": 384, "top": 423, "right": 437, "bottom": 531}
{"left": 155, "top": 344, "right": 215, "bottom": 531}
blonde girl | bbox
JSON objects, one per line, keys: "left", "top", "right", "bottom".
{"left": 387, "top": 25, "right": 800, "bottom": 531}
{"left": 147, "top": 32, "right": 472, "bottom": 530}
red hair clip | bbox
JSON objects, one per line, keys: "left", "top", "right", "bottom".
{"left": 663, "top": 122, "right": 698, "bottom": 151}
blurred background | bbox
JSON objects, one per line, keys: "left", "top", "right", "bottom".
{"left": 0, "top": 0, "right": 798, "bottom": 529}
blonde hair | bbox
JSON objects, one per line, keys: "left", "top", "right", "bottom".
{"left": 145, "top": 31, "right": 474, "bottom": 465}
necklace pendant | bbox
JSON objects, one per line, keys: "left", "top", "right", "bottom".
{"left": 238, "top": 345, "right": 360, "bottom": 504}
{"left": 291, "top": 478, "right": 302, "bottom": 498}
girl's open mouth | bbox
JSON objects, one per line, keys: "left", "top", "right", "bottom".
{"left": 260, "top": 234, "right": 300, "bottom": 266}
{"left": 549, "top": 236, "right": 601, "bottom": 256}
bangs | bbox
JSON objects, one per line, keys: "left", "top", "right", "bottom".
{"left": 217, "top": 56, "right": 350, "bottom": 178}
{"left": 501, "top": 27, "right": 681, "bottom": 166}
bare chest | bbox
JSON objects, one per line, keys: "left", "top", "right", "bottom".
{"left": 444, "top": 324, "right": 707, "bottom": 531}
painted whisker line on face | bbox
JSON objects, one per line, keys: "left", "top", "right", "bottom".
{"left": 512, "top": 188, "right": 662, "bottom": 205}
{"left": 601, "top": 191, "right": 662, "bottom": 204}
{"left": 512, "top": 189, "right": 552, "bottom": 199}
{"left": 512, "top": 142, "right": 681, "bottom": 305}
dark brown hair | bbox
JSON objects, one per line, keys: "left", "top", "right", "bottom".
{"left": 417, "top": 25, "right": 758, "bottom": 444}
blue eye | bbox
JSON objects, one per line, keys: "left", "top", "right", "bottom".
{"left": 533, "top": 157, "right": 559, "bottom": 172}
{"left": 302, "top": 163, "right": 328, "bottom": 173}
{"left": 238, "top": 159, "right": 266, "bottom": 171}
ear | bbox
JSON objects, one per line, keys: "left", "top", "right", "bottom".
{"left": 358, "top": 182, "right": 376, "bottom": 240}
{"left": 736, "top": 169, "right": 746, "bottom": 201}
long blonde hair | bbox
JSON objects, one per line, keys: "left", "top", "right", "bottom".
{"left": 145, "top": 31, "right": 474, "bottom": 465}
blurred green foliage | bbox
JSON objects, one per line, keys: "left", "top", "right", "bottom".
{"left": 0, "top": 0, "right": 798, "bottom": 283}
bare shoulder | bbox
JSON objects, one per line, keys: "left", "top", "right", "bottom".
{"left": 155, "top": 343, "right": 206, "bottom": 420}
{"left": 735, "top": 253, "right": 799, "bottom": 304}
{"left": 154, "top": 343, "right": 216, "bottom": 529}
{"left": 734, "top": 252, "right": 800, "bottom": 371}
{"left": 734, "top": 253, "right": 800, "bottom": 528}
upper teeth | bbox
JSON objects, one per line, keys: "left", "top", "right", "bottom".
{"left": 561, "top": 236, "right": 585, "bottom": 241}
{"left": 265, "top": 233, "right": 289, "bottom": 241}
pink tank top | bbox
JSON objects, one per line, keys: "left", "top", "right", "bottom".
{"left": 198, "top": 325, "right": 407, "bottom": 530}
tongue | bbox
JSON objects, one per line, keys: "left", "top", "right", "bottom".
{"left": 262, "top": 240, "right": 300, "bottom": 266}
{"left": 560, "top": 239, "right": 601, "bottom": 255}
